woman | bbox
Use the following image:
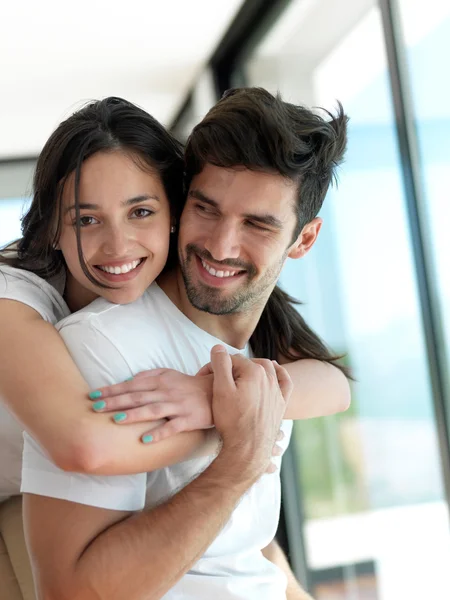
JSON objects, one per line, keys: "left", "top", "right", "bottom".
{"left": 0, "top": 96, "right": 349, "bottom": 598}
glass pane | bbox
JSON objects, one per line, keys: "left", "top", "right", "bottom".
{"left": 171, "top": 69, "right": 217, "bottom": 142}
{"left": 243, "top": 1, "right": 450, "bottom": 598}
{"left": 0, "top": 198, "right": 30, "bottom": 247}
{"left": 397, "top": 0, "right": 450, "bottom": 377}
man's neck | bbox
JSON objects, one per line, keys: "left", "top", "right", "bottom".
{"left": 158, "top": 269, "right": 265, "bottom": 350}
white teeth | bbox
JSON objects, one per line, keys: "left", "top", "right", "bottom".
{"left": 98, "top": 259, "right": 142, "bottom": 274}
{"left": 201, "top": 260, "right": 238, "bottom": 278}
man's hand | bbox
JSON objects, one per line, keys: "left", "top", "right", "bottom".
{"left": 210, "top": 345, "right": 292, "bottom": 484}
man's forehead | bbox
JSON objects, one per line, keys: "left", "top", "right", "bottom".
{"left": 190, "top": 164, "right": 297, "bottom": 209}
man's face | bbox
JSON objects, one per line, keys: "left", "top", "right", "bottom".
{"left": 178, "top": 164, "right": 318, "bottom": 315}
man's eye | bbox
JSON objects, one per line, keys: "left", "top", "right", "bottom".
{"left": 196, "top": 204, "right": 214, "bottom": 215}
{"left": 131, "top": 208, "right": 154, "bottom": 219}
{"left": 246, "top": 220, "right": 268, "bottom": 232}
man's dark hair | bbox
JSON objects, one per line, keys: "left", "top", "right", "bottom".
{"left": 185, "top": 87, "right": 348, "bottom": 240}
{"left": 185, "top": 87, "right": 350, "bottom": 375}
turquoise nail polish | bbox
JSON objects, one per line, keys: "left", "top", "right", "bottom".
{"left": 89, "top": 390, "right": 102, "bottom": 400}
{"left": 142, "top": 435, "right": 153, "bottom": 444}
{"left": 92, "top": 400, "right": 106, "bottom": 411}
{"left": 113, "top": 412, "right": 127, "bottom": 423}
{"left": 125, "top": 376, "right": 134, "bottom": 382}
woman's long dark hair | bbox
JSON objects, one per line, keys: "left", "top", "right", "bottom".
{"left": 1, "top": 97, "right": 184, "bottom": 285}
{"left": 185, "top": 87, "right": 351, "bottom": 375}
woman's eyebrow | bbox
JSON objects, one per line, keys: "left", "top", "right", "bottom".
{"left": 65, "top": 194, "right": 160, "bottom": 214}
{"left": 121, "top": 194, "right": 160, "bottom": 206}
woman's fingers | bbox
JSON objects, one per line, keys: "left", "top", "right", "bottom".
{"left": 89, "top": 376, "right": 161, "bottom": 402}
{"left": 91, "top": 391, "right": 167, "bottom": 413}
{"left": 264, "top": 439, "right": 284, "bottom": 474}
{"left": 133, "top": 368, "right": 170, "bottom": 379}
{"left": 109, "top": 402, "right": 180, "bottom": 425}
{"left": 271, "top": 443, "right": 283, "bottom": 457}
{"left": 139, "top": 418, "right": 187, "bottom": 444}
{"left": 265, "top": 463, "right": 277, "bottom": 474}
{"left": 88, "top": 369, "right": 173, "bottom": 401}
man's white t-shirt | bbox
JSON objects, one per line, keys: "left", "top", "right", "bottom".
{"left": 0, "top": 265, "right": 70, "bottom": 502}
{"left": 21, "top": 282, "right": 293, "bottom": 600}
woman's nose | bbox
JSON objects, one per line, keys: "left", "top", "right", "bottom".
{"left": 101, "top": 225, "right": 134, "bottom": 257}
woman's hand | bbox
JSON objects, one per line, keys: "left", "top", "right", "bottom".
{"left": 88, "top": 369, "right": 214, "bottom": 443}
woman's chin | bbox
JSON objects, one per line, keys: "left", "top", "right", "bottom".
{"left": 101, "top": 282, "right": 152, "bottom": 305}
{"left": 104, "top": 290, "right": 141, "bottom": 305}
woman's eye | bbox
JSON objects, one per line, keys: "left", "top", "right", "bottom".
{"left": 76, "top": 216, "right": 98, "bottom": 227}
{"left": 131, "top": 208, "right": 154, "bottom": 219}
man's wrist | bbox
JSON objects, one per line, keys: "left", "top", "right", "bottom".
{"left": 209, "top": 445, "right": 263, "bottom": 491}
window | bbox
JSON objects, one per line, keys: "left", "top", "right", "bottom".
{"left": 0, "top": 159, "right": 35, "bottom": 249}
{"left": 0, "top": 198, "right": 30, "bottom": 248}
{"left": 397, "top": 0, "right": 450, "bottom": 374}
{"left": 241, "top": 1, "right": 450, "bottom": 598}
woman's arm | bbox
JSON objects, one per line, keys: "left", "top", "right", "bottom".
{"left": 280, "top": 357, "right": 351, "bottom": 420}
{"left": 92, "top": 356, "right": 351, "bottom": 443}
{"left": 0, "top": 299, "right": 216, "bottom": 475}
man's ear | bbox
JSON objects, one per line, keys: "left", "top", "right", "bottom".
{"left": 288, "top": 217, "right": 322, "bottom": 259}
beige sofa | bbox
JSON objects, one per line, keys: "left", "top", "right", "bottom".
{"left": 0, "top": 496, "right": 36, "bottom": 600}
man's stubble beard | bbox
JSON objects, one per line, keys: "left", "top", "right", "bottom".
{"left": 179, "top": 244, "right": 287, "bottom": 316}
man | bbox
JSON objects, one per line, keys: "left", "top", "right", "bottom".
{"left": 21, "top": 88, "right": 348, "bottom": 599}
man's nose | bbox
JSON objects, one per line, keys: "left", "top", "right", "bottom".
{"left": 204, "top": 222, "right": 240, "bottom": 261}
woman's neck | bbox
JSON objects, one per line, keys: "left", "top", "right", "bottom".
{"left": 64, "top": 272, "right": 99, "bottom": 313}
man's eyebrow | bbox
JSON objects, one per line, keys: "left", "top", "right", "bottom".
{"left": 189, "top": 189, "right": 283, "bottom": 229}
{"left": 188, "top": 189, "right": 219, "bottom": 209}
{"left": 243, "top": 213, "right": 283, "bottom": 229}
{"left": 65, "top": 194, "right": 159, "bottom": 214}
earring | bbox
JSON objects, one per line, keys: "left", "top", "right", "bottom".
{"left": 170, "top": 226, "right": 176, "bottom": 233}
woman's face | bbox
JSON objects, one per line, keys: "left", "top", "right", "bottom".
{"left": 58, "top": 150, "right": 172, "bottom": 309}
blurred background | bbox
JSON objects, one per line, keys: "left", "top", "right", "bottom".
{"left": 1, "top": 0, "right": 450, "bottom": 598}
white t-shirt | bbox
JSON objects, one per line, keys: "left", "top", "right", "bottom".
{"left": 21, "top": 283, "right": 293, "bottom": 600}
{"left": 0, "top": 264, "right": 70, "bottom": 502}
